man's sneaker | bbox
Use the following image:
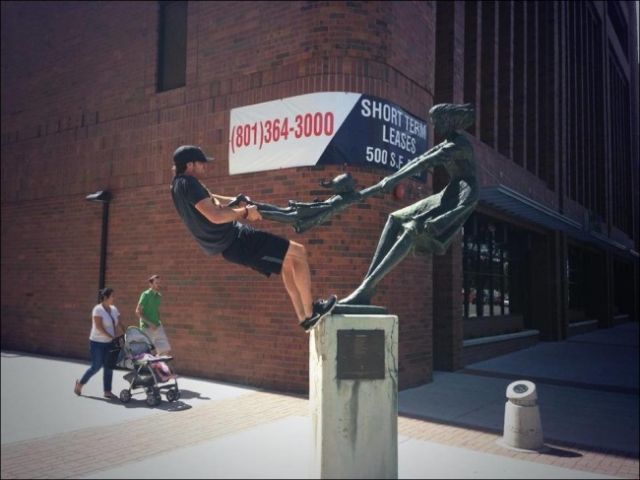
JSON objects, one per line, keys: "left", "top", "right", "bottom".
{"left": 298, "top": 295, "right": 338, "bottom": 332}
{"left": 299, "top": 312, "right": 321, "bottom": 332}
{"left": 313, "top": 294, "right": 338, "bottom": 319}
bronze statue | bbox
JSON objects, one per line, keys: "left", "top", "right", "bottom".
{"left": 227, "top": 173, "right": 363, "bottom": 233}
{"left": 340, "top": 103, "right": 478, "bottom": 304}
{"left": 228, "top": 103, "right": 478, "bottom": 305}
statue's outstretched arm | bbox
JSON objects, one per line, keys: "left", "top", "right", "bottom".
{"left": 227, "top": 193, "right": 347, "bottom": 228}
{"left": 359, "top": 148, "right": 439, "bottom": 200}
{"left": 226, "top": 194, "right": 298, "bottom": 224}
{"left": 224, "top": 144, "right": 444, "bottom": 231}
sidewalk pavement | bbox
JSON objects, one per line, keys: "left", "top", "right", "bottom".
{"left": 2, "top": 322, "right": 638, "bottom": 479}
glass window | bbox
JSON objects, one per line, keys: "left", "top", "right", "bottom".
{"left": 158, "top": 1, "right": 187, "bottom": 92}
{"left": 462, "top": 213, "right": 524, "bottom": 318}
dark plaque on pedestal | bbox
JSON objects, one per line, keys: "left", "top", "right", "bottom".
{"left": 337, "top": 330, "right": 385, "bottom": 380}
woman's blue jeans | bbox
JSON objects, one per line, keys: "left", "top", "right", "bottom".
{"left": 79, "top": 340, "right": 113, "bottom": 392}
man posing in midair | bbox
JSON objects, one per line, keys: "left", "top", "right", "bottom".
{"left": 170, "top": 145, "right": 336, "bottom": 331}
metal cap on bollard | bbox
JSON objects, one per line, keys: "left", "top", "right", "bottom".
{"left": 498, "top": 380, "right": 547, "bottom": 452}
{"left": 506, "top": 380, "right": 537, "bottom": 406}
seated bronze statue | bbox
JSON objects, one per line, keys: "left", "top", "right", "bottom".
{"left": 227, "top": 103, "right": 478, "bottom": 305}
{"left": 340, "top": 103, "right": 478, "bottom": 304}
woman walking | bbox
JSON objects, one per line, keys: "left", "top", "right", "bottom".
{"left": 74, "top": 288, "right": 125, "bottom": 399}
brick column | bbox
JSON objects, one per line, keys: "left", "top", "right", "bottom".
{"left": 599, "top": 251, "right": 615, "bottom": 328}
{"left": 633, "top": 262, "right": 640, "bottom": 322}
{"left": 433, "top": 240, "right": 464, "bottom": 370}
{"left": 432, "top": 1, "right": 466, "bottom": 371}
{"left": 530, "top": 231, "right": 568, "bottom": 340}
{"left": 584, "top": 251, "right": 615, "bottom": 328}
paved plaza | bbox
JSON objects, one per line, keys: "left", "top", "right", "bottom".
{"left": 1, "top": 322, "right": 638, "bottom": 479}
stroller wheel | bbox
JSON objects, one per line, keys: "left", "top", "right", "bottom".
{"left": 119, "top": 389, "right": 132, "bottom": 403}
{"left": 166, "top": 388, "right": 180, "bottom": 402}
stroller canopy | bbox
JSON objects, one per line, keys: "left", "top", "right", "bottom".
{"left": 124, "top": 326, "right": 154, "bottom": 357}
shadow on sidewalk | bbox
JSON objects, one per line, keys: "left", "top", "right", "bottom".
{"left": 400, "top": 322, "right": 640, "bottom": 459}
{"left": 83, "top": 394, "right": 193, "bottom": 411}
{"left": 544, "top": 446, "right": 583, "bottom": 458}
{"left": 400, "top": 411, "right": 587, "bottom": 459}
{"left": 80, "top": 387, "right": 211, "bottom": 412}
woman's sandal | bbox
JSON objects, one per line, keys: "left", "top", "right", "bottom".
{"left": 103, "top": 391, "right": 118, "bottom": 400}
{"left": 74, "top": 380, "right": 82, "bottom": 396}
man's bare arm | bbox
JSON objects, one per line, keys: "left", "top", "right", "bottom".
{"left": 136, "top": 304, "right": 156, "bottom": 330}
{"left": 210, "top": 193, "right": 237, "bottom": 205}
{"left": 195, "top": 198, "right": 261, "bottom": 224}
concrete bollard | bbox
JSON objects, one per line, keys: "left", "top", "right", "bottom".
{"left": 499, "top": 380, "right": 546, "bottom": 452}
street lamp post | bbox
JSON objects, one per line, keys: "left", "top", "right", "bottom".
{"left": 86, "top": 190, "right": 112, "bottom": 300}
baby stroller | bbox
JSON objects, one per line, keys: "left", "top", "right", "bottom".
{"left": 118, "top": 326, "right": 180, "bottom": 407}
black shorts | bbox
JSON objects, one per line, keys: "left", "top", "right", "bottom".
{"left": 222, "top": 226, "right": 290, "bottom": 277}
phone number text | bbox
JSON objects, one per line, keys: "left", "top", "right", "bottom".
{"left": 230, "top": 112, "right": 335, "bottom": 153}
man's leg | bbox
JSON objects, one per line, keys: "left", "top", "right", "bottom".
{"left": 282, "top": 241, "right": 314, "bottom": 320}
{"left": 282, "top": 260, "right": 306, "bottom": 322}
{"left": 153, "top": 325, "right": 171, "bottom": 356}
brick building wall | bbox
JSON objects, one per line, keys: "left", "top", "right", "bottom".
{"left": 2, "top": 0, "right": 638, "bottom": 392}
{"left": 1, "top": 1, "right": 435, "bottom": 392}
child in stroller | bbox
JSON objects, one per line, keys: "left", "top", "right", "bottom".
{"left": 118, "top": 326, "right": 180, "bottom": 406}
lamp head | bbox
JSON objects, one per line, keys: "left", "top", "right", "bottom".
{"left": 85, "top": 190, "right": 112, "bottom": 203}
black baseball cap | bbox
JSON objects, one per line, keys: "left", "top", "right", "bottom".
{"left": 173, "top": 145, "right": 213, "bottom": 166}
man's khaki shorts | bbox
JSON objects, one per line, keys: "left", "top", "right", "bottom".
{"left": 143, "top": 324, "right": 171, "bottom": 354}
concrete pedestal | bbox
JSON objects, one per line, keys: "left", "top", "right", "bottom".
{"left": 310, "top": 313, "right": 398, "bottom": 479}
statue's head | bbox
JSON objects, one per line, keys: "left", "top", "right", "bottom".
{"left": 428, "top": 103, "right": 475, "bottom": 135}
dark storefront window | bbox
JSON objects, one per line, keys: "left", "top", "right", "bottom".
{"left": 462, "top": 213, "right": 527, "bottom": 319}
{"left": 157, "top": 1, "right": 187, "bottom": 92}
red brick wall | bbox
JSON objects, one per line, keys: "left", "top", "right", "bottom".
{"left": 1, "top": 1, "right": 435, "bottom": 393}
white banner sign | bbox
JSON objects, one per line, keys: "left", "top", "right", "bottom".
{"left": 228, "top": 92, "right": 427, "bottom": 176}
